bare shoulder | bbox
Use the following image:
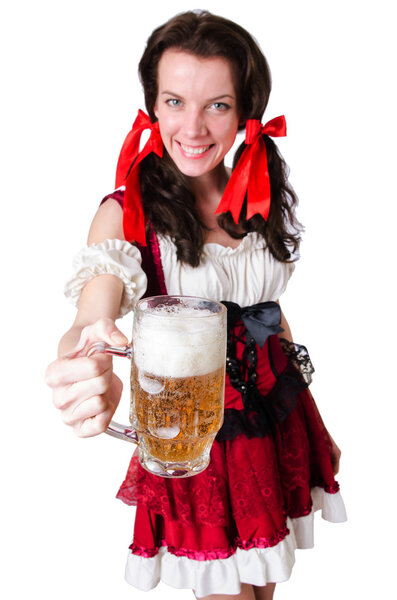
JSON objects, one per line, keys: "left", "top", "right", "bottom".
{"left": 87, "top": 197, "right": 125, "bottom": 244}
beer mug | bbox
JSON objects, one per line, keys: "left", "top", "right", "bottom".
{"left": 88, "top": 296, "right": 227, "bottom": 478}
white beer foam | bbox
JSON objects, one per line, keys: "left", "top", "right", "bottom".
{"left": 134, "top": 308, "right": 225, "bottom": 378}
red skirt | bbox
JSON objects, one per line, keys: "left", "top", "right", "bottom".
{"left": 117, "top": 334, "right": 347, "bottom": 596}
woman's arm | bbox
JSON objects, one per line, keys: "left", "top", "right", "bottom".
{"left": 46, "top": 199, "right": 137, "bottom": 437}
{"left": 58, "top": 197, "right": 126, "bottom": 356}
{"left": 58, "top": 275, "right": 125, "bottom": 356}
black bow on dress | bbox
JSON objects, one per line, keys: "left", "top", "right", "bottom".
{"left": 221, "top": 301, "right": 284, "bottom": 348}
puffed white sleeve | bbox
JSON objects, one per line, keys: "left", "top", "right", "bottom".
{"left": 259, "top": 246, "right": 296, "bottom": 301}
{"left": 64, "top": 239, "right": 148, "bottom": 317}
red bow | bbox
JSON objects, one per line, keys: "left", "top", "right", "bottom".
{"left": 115, "top": 110, "right": 163, "bottom": 245}
{"left": 215, "top": 116, "right": 287, "bottom": 222}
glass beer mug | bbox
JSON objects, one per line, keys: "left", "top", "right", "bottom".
{"left": 88, "top": 296, "right": 227, "bottom": 478}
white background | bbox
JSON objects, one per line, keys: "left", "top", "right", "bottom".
{"left": 1, "top": 1, "right": 396, "bottom": 598}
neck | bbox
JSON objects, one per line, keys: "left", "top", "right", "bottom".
{"left": 188, "top": 163, "right": 231, "bottom": 230}
{"left": 189, "top": 162, "right": 230, "bottom": 210}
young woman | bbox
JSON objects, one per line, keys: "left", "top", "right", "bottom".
{"left": 46, "top": 10, "right": 346, "bottom": 600}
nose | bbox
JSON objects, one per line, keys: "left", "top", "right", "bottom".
{"left": 181, "top": 107, "right": 208, "bottom": 138}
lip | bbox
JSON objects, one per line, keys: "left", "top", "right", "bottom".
{"left": 176, "top": 141, "right": 215, "bottom": 159}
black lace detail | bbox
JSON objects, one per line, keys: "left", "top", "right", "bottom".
{"left": 216, "top": 361, "right": 308, "bottom": 441}
{"left": 225, "top": 326, "right": 259, "bottom": 407}
{"left": 216, "top": 301, "right": 310, "bottom": 442}
{"left": 279, "top": 338, "right": 315, "bottom": 385}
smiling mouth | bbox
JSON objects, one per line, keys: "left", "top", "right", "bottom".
{"left": 178, "top": 142, "right": 214, "bottom": 156}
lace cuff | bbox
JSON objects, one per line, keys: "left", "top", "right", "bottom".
{"left": 64, "top": 239, "right": 148, "bottom": 317}
{"left": 279, "top": 338, "right": 315, "bottom": 384}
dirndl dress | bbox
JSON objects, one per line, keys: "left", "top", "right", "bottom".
{"left": 104, "top": 190, "right": 347, "bottom": 597}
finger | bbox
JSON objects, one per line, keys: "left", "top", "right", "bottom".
{"left": 72, "top": 374, "right": 123, "bottom": 437}
{"left": 52, "top": 367, "right": 112, "bottom": 410}
{"left": 46, "top": 353, "right": 112, "bottom": 388}
{"left": 62, "top": 395, "right": 108, "bottom": 427}
{"left": 74, "top": 407, "right": 115, "bottom": 438}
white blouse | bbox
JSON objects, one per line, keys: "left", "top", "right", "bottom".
{"left": 158, "top": 232, "right": 294, "bottom": 306}
{"left": 65, "top": 233, "right": 295, "bottom": 317}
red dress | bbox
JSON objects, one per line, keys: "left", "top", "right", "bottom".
{"left": 104, "top": 190, "right": 347, "bottom": 596}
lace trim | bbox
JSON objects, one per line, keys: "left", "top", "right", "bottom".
{"left": 316, "top": 481, "right": 340, "bottom": 494}
{"left": 215, "top": 307, "right": 311, "bottom": 441}
{"left": 217, "top": 361, "right": 307, "bottom": 441}
{"left": 279, "top": 339, "right": 315, "bottom": 385}
{"left": 286, "top": 482, "right": 341, "bottom": 518}
{"left": 237, "top": 527, "right": 289, "bottom": 550}
{"left": 117, "top": 366, "right": 339, "bottom": 525}
{"left": 288, "top": 501, "right": 313, "bottom": 519}
{"left": 130, "top": 526, "right": 290, "bottom": 561}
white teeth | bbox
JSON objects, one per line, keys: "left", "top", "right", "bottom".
{"left": 180, "top": 143, "right": 211, "bottom": 155}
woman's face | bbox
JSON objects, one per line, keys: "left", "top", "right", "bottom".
{"left": 154, "top": 50, "right": 240, "bottom": 180}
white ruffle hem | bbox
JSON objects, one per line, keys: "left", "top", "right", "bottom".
{"left": 124, "top": 488, "right": 347, "bottom": 597}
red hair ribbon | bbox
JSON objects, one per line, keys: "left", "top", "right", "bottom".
{"left": 115, "top": 109, "right": 163, "bottom": 245}
{"left": 215, "top": 116, "right": 287, "bottom": 222}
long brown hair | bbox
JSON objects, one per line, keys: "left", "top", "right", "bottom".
{"left": 137, "top": 10, "right": 302, "bottom": 267}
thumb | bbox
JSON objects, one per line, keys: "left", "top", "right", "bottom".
{"left": 109, "top": 326, "right": 128, "bottom": 345}
{"left": 94, "top": 318, "right": 128, "bottom": 345}
{"left": 73, "top": 319, "right": 129, "bottom": 357}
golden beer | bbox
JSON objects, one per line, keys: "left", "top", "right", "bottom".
{"left": 132, "top": 366, "right": 224, "bottom": 463}
{"left": 130, "top": 296, "right": 227, "bottom": 477}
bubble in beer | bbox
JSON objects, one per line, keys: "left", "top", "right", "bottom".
{"left": 138, "top": 372, "right": 165, "bottom": 394}
{"left": 148, "top": 425, "right": 181, "bottom": 439}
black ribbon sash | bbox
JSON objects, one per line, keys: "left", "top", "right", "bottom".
{"left": 216, "top": 301, "right": 308, "bottom": 442}
{"left": 221, "top": 301, "right": 284, "bottom": 348}
{"left": 216, "top": 301, "right": 285, "bottom": 440}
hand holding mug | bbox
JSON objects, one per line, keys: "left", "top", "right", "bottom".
{"left": 47, "top": 298, "right": 227, "bottom": 479}
{"left": 45, "top": 318, "right": 127, "bottom": 437}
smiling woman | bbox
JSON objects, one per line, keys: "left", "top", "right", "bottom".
{"left": 45, "top": 9, "right": 347, "bottom": 600}
{"left": 154, "top": 51, "right": 240, "bottom": 179}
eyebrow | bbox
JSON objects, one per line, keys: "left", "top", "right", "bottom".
{"left": 161, "top": 91, "right": 235, "bottom": 101}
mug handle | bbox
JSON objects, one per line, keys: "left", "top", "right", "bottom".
{"left": 86, "top": 341, "right": 138, "bottom": 444}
